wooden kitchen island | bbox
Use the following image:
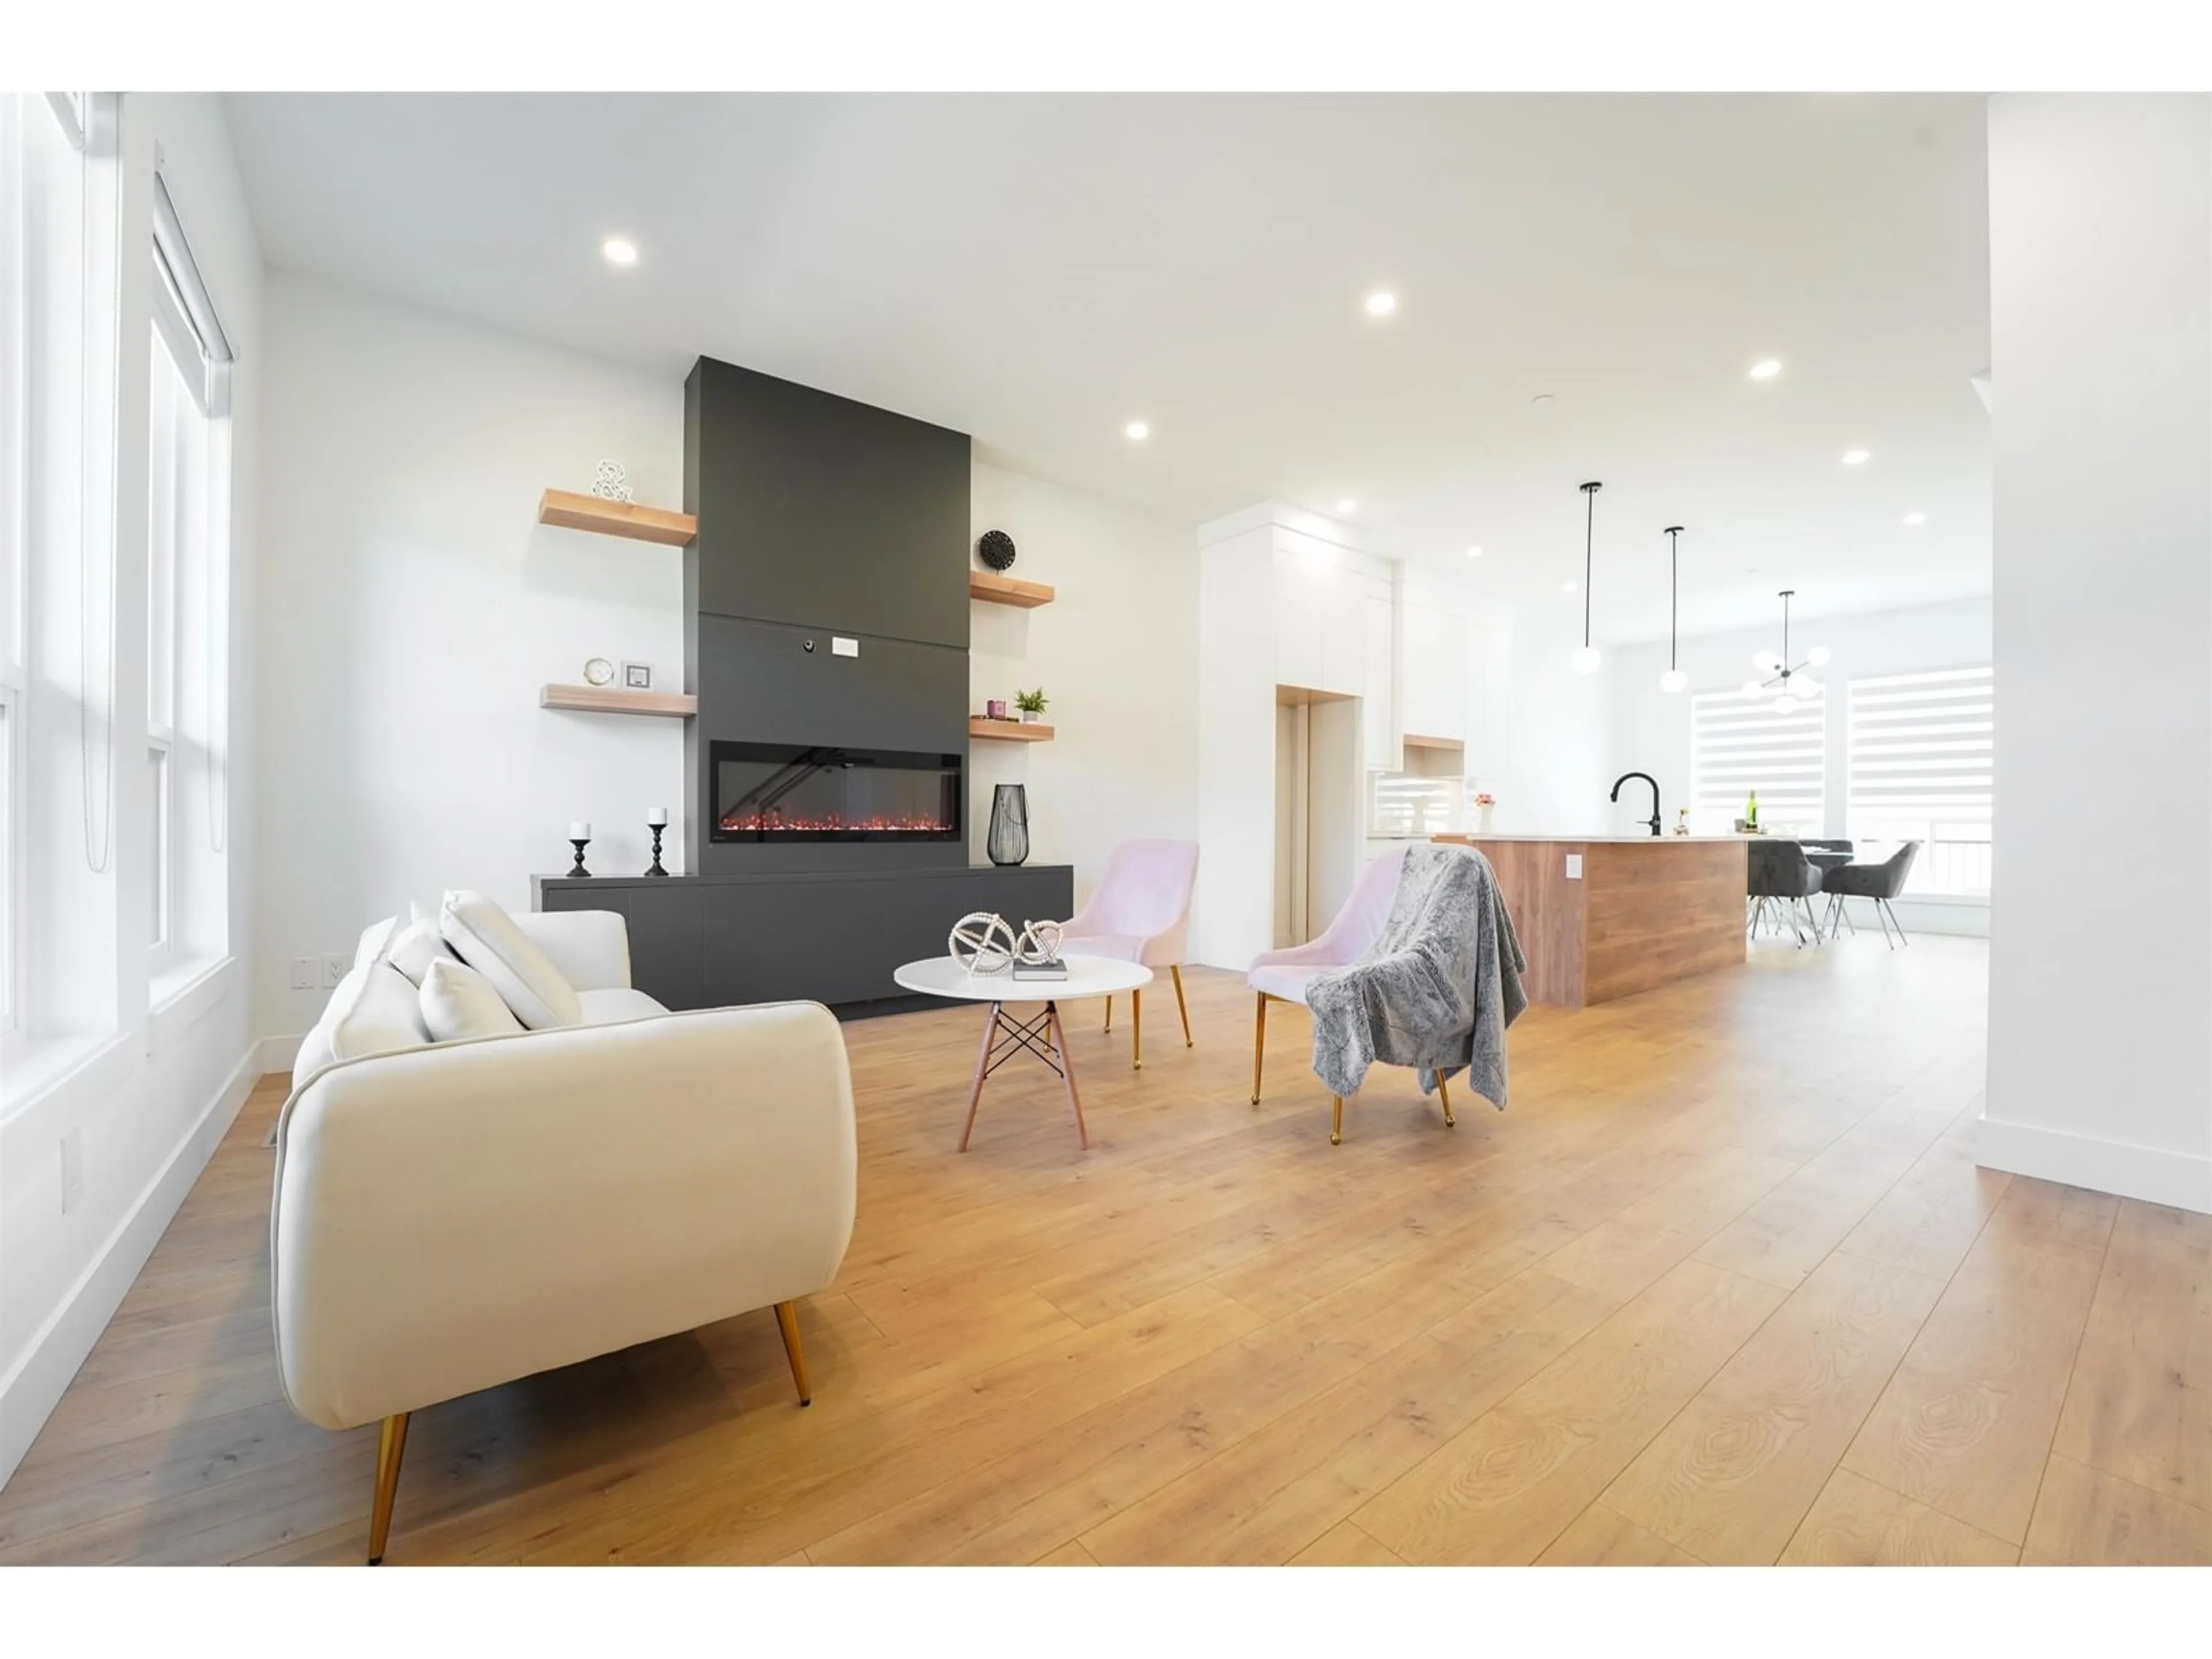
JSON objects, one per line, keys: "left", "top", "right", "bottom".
{"left": 1435, "top": 834, "right": 1749, "bottom": 1007}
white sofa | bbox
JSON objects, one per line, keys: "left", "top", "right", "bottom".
{"left": 271, "top": 908, "right": 857, "bottom": 1563}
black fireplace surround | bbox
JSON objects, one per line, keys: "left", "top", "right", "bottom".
{"left": 711, "top": 741, "right": 961, "bottom": 842}
{"left": 535, "top": 356, "right": 1071, "bottom": 1013}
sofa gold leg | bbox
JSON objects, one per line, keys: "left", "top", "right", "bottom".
{"left": 774, "top": 1300, "right": 812, "bottom": 1406}
{"left": 1103, "top": 995, "right": 1112, "bottom": 1033}
{"left": 1331, "top": 1094, "right": 1344, "bottom": 1146}
{"left": 1437, "top": 1074, "right": 1456, "bottom": 1128}
{"left": 1251, "top": 993, "right": 1267, "bottom": 1105}
{"left": 1171, "top": 965, "right": 1193, "bottom": 1047}
{"left": 367, "top": 1411, "right": 410, "bottom": 1565}
{"left": 1131, "top": 987, "right": 1143, "bottom": 1070}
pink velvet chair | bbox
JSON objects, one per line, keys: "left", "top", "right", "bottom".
{"left": 1062, "top": 839, "right": 1200, "bottom": 1070}
{"left": 1246, "top": 847, "right": 1408, "bottom": 1108}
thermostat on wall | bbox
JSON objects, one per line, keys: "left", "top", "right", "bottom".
{"left": 832, "top": 636, "right": 859, "bottom": 658}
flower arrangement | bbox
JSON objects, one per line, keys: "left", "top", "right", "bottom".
{"left": 1014, "top": 688, "right": 1049, "bottom": 720}
{"left": 1472, "top": 791, "right": 1496, "bottom": 809}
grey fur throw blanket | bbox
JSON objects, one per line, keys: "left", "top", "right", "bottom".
{"left": 1304, "top": 843, "right": 1528, "bottom": 1106}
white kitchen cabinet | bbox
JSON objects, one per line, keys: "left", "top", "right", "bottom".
{"left": 1401, "top": 600, "right": 1467, "bottom": 743}
{"left": 1271, "top": 549, "right": 1329, "bottom": 692}
{"left": 1361, "top": 590, "right": 1397, "bottom": 771}
{"left": 1463, "top": 617, "right": 1512, "bottom": 778}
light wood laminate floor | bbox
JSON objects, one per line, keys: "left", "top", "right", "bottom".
{"left": 2, "top": 937, "right": 2206, "bottom": 1566}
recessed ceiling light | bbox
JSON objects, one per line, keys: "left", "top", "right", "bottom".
{"left": 601, "top": 236, "right": 639, "bottom": 267}
{"left": 1465, "top": 546, "right": 1483, "bottom": 559}
{"left": 1841, "top": 448, "right": 1872, "bottom": 465}
{"left": 1749, "top": 358, "right": 1783, "bottom": 380}
{"left": 1562, "top": 579, "right": 1578, "bottom": 593}
{"left": 1337, "top": 498, "right": 1357, "bottom": 514}
{"left": 1903, "top": 510, "right": 1927, "bottom": 525}
{"left": 1364, "top": 291, "right": 1396, "bottom": 318}
{"left": 1124, "top": 421, "right": 1150, "bottom": 441}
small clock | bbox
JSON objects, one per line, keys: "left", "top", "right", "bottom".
{"left": 976, "top": 529, "right": 1017, "bottom": 571}
{"left": 582, "top": 657, "right": 616, "bottom": 687}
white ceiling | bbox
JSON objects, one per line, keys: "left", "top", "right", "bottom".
{"left": 222, "top": 92, "right": 1993, "bottom": 643}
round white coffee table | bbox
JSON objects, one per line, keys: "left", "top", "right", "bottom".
{"left": 892, "top": 954, "right": 1154, "bottom": 1152}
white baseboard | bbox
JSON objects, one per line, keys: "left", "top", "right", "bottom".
{"left": 253, "top": 1032, "right": 304, "bottom": 1077}
{"left": 0, "top": 1047, "right": 258, "bottom": 1490}
{"left": 1977, "top": 1115, "right": 2212, "bottom": 1215}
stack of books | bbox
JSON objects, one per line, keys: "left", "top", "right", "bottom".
{"left": 1012, "top": 957, "right": 1067, "bottom": 980}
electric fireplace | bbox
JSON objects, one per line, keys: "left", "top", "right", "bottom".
{"left": 710, "top": 741, "right": 962, "bottom": 842}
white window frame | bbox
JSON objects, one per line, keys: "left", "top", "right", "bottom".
{"left": 1, "top": 99, "right": 30, "bottom": 1041}
{"left": 1689, "top": 685, "right": 1827, "bottom": 836}
{"left": 1846, "top": 664, "right": 1994, "bottom": 900}
{"left": 142, "top": 166, "right": 232, "bottom": 997}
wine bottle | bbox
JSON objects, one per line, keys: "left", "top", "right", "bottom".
{"left": 1746, "top": 790, "right": 1759, "bottom": 831}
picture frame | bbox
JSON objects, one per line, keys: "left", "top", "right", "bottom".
{"left": 622, "top": 661, "right": 653, "bottom": 691}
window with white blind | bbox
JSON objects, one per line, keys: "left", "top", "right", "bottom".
{"left": 1690, "top": 688, "right": 1826, "bottom": 835}
{"left": 144, "top": 170, "right": 233, "bottom": 981}
{"left": 1847, "top": 665, "right": 1993, "bottom": 897}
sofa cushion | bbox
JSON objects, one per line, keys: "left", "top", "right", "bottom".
{"left": 575, "top": 986, "right": 671, "bottom": 1027}
{"left": 292, "top": 953, "right": 433, "bottom": 1090}
{"left": 388, "top": 902, "right": 460, "bottom": 987}
{"left": 419, "top": 957, "right": 527, "bottom": 1042}
{"left": 438, "top": 889, "right": 582, "bottom": 1030}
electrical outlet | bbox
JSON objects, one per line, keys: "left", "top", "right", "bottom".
{"left": 60, "top": 1129, "right": 84, "bottom": 1214}
{"left": 1565, "top": 854, "right": 1584, "bottom": 879}
{"left": 321, "top": 953, "right": 350, "bottom": 988}
{"left": 290, "top": 956, "right": 317, "bottom": 990}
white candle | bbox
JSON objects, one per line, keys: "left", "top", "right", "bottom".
{"left": 646, "top": 807, "right": 669, "bottom": 827}
{"left": 570, "top": 821, "right": 591, "bottom": 840}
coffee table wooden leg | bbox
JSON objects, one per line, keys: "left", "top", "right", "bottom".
{"left": 957, "top": 1000, "right": 999, "bottom": 1153}
{"left": 1048, "top": 1001, "right": 1089, "bottom": 1150}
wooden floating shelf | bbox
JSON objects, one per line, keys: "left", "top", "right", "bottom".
{"left": 970, "top": 717, "right": 1054, "bottom": 743}
{"left": 537, "top": 487, "right": 697, "bottom": 547}
{"left": 968, "top": 570, "right": 1055, "bottom": 608}
{"left": 541, "top": 684, "right": 698, "bottom": 718}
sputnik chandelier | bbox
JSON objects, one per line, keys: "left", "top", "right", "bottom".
{"left": 1743, "top": 588, "right": 1831, "bottom": 710}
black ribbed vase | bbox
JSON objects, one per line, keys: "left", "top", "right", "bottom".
{"left": 986, "top": 783, "right": 1030, "bottom": 867}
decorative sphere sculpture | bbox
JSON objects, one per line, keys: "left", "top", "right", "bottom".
{"left": 590, "top": 459, "right": 635, "bottom": 503}
{"left": 948, "top": 911, "right": 1017, "bottom": 975}
{"left": 1014, "top": 919, "right": 1065, "bottom": 965}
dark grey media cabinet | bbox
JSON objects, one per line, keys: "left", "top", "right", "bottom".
{"left": 532, "top": 865, "right": 1074, "bottom": 1016}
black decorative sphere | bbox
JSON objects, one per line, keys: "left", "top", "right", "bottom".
{"left": 977, "top": 529, "right": 1017, "bottom": 571}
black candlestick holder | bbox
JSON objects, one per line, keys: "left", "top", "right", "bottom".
{"left": 645, "top": 823, "right": 668, "bottom": 877}
{"left": 569, "top": 838, "right": 593, "bottom": 877}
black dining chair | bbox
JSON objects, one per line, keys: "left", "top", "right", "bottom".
{"left": 1747, "top": 839, "right": 1826, "bottom": 946}
{"left": 1820, "top": 842, "right": 1922, "bottom": 947}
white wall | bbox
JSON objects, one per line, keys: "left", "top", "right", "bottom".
{"left": 2, "top": 94, "right": 263, "bottom": 1490}
{"left": 1492, "top": 588, "right": 1619, "bottom": 837}
{"left": 967, "top": 464, "right": 1198, "bottom": 906}
{"left": 1980, "top": 94, "right": 2212, "bottom": 1213}
{"left": 252, "top": 282, "right": 1202, "bottom": 1039}
{"left": 1191, "top": 519, "right": 1275, "bottom": 968}
{"left": 252, "top": 274, "right": 686, "bottom": 1041}
{"left": 1611, "top": 595, "right": 1994, "bottom": 934}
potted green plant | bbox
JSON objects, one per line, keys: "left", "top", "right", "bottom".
{"left": 1014, "top": 687, "right": 1048, "bottom": 725}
